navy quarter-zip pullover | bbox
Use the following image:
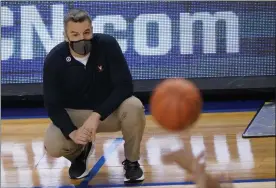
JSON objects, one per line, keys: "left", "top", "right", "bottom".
{"left": 43, "top": 34, "right": 133, "bottom": 138}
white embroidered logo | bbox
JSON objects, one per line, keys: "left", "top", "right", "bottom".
{"left": 98, "top": 65, "right": 103, "bottom": 72}
{"left": 66, "top": 56, "right": 71, "bottom": 62}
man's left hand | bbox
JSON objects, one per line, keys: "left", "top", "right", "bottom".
{"left": 82, "top": 112, "right": 101, "bottom": 142}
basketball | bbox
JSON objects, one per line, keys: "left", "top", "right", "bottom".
{"left": 150, "top": 78, "right": 202, "bottom": 131}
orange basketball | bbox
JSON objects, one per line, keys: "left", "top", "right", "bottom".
{"left": 150, "top": 78, "right": 202, "bottom": 131}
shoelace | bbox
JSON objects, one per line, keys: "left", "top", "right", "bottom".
{"left": 122, "top": 160, "right": 139, "bottom": 170}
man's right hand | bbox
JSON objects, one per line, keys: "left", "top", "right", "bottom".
{"left": 69, "top": 128, "right": 91, "bottom": 145}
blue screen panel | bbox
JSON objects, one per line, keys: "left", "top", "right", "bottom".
{"left": 1, "top": 1, "right": 275, "bottom": 84}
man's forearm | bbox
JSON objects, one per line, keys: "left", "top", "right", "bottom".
{"left": 93, "top": 86, "right": 132, "bottom": 121}
{"left": 46, "top": 105, "right": 77, "bottom": 138}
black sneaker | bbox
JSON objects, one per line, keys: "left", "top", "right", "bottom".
{"left": 122, "top": 159, "right": 144, "bottom": 183}
{"left": 69, "top": 142, "right": 94, "bottom": 179}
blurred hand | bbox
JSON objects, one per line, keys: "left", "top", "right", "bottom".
{"left": 82, "top": 112, "right": 101, "bottom": 142}
{"left": 161, "top": 139, "right": 233, "bottom": 188}
{"left": 192, "top": 151, "right": 208, "bottom": 188}
{"left": 161, "top": 141, "right": 195, "bottom": 173}
{"left": 69, "top": 127, "right": 91, "bottom": 145}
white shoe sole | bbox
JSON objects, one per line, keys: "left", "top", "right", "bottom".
{"left": 69, "top": 143, "right": 95, "bottom": 179}
{"left": 124, "top": 174, "right": 145, "bottom": 182}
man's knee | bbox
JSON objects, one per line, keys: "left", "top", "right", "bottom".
{"left": 44, "top": 146, "right": 62, "bottom": 158}
{"left": 122, "top": 96, "right": 144, "bottom": 113}
{"left": 44, "top": 142, "right": 63, "bottom": 158}
{"left": 119, "top": 96, "right": 146, "bottom": 124}
{"left": 44, "top": 124, "right": 65, "bottom": 158}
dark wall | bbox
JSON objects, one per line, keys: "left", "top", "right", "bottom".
{"left": 2, "top": 88, "right": 275, "bottom": 109}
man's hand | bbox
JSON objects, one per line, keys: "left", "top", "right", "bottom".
{"left": 69, "top": 128, "right": 91, "bottom": 145}
{"left": 161, "top": 141, "right": 233, "bottom": 188}
{"left": 192, "top": 151, "right": 208, "bottom": 188}
{"left": 161, "top": 141, "right": 195, "bottom": 173}
{"left": 162, "top": 148, "right": 209, "bottom": 188}
{"left": 82, "top": 112, "right": 101, "bottom": 142}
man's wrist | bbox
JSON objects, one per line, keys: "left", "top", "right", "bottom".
{"left": 91, "top": 112, "right": 101, "bottom": 121}
{"left": 69, "top": 130, "right": 76, "bottom": 140}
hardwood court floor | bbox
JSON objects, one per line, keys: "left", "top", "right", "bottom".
{"left": 1, "top": 111, "right": 275, "bottom": 188}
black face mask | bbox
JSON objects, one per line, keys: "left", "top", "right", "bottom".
{"left": 69, "top": 38, "right": 92, "bottom": 55}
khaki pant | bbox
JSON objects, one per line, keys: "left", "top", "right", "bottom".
{"left": 44, "top": 96, "right": 146, "bottom": 162}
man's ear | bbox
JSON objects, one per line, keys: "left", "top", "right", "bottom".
{"left": 63, "top": 31, "right": 69, "bottom": 42}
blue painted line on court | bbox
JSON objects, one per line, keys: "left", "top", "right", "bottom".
{"left": 24, "top": 178, "right": 276, "bottom": 188}
{"left": 81, "top": 178, "right": 276, "bottom": 187}
{"left": 1, "top": 100, "right": 264, "bottom": 119}
{"left": 1, "top": 115, "right": 50, "bottom": 120}
{"left": 232, "top": 178, "right": 276, "bottom": 183}
{"left": 76, "top": 137, "right": 124, "bottom": 188}
{"left": 3, "top": 177, "right": 276, "bottom": 188}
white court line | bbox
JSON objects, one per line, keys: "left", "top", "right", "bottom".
{"left": 124, "top": 181, "right": 275, "bottom": 188}
{"left": 2, "top": 0, "right": 271, "bottom": 2}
